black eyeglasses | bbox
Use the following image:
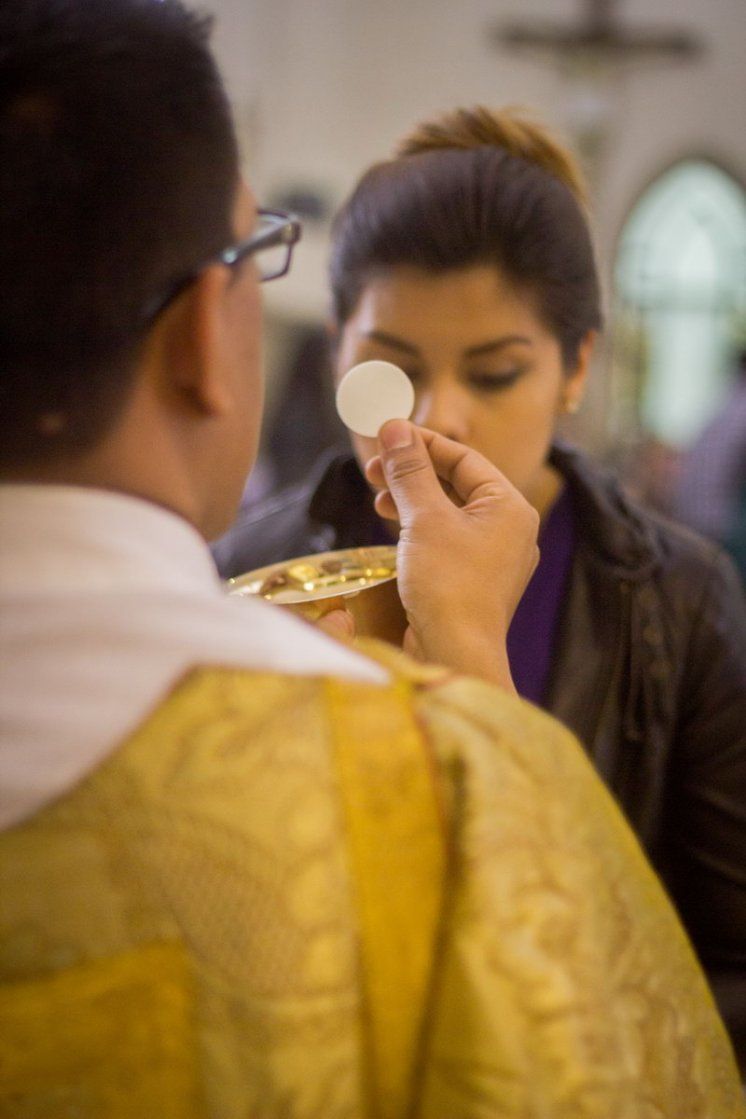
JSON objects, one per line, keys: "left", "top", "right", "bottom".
{"left": 142, "top": 208, "right": 301, "bottom": 324}
{"left": 224, "top": 208, "right": 302, "bottom": 282}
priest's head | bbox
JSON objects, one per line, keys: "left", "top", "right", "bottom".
{"left": 0, "top": 0, "right": 296, "bottom": 540}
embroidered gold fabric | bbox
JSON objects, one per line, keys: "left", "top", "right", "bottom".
{"left": 0, "top": 655, "right": 742, "bottom": 1117}
{"left": 0, "top": 941, "right": 200, "bottom": 1117}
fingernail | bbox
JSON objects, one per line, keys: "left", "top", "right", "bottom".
{"left": 379, "top": 419, "right": 414, "bottom": 450}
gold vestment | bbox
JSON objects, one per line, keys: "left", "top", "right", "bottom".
{"left": 1, "top": 644, "right": 742, "bottom": 1117}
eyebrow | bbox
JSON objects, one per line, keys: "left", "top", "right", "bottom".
{"left": 362, "top": 329, "right": 533, "bottom": 358}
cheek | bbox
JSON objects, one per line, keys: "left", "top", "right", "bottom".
{"left": 233, "top": 302, "right": 264, "bottom": 460}
{"left": 471, "top": 386, "right": 560, "bottom": 476}
{"left": 232, "top": 281, "right": 263, "bottom": 388}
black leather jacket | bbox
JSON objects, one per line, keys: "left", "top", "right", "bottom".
{"left": 213, "top": 443, "right": 746, "bottom": 1065}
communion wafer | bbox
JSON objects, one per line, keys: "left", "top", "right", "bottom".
{"left": 335, "top": 360, "right": 415, "bottom": 437}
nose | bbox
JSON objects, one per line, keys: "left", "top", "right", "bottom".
{"left": 412, "top": 383, "right": 470, "bottom": 443}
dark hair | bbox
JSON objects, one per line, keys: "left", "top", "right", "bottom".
{"left": 329, "top": 106, "right": 602, "bottom": 370}
{"left": 0, "top": 0, "right": 239, "bottom": 466}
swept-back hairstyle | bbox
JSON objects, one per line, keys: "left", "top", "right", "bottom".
{"left": 329, "top": 105, "right": 602, "bottom": 370}
{"left": 0, "top": 0, "right": 239, "bottom": 466}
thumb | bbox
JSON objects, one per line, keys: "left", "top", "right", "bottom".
{"left": 377, "top": 419, "right": 440, "bottom": 524}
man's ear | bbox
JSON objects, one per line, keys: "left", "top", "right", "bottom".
{"left": 149, "top": 264, "right": 233, "bottom": 417}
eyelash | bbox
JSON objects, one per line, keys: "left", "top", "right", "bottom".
{"left": 393, "top": 367, "right": 525, "bottom": 393}
{"left": 467, "top": 370, "right": 523, "bottom": 393}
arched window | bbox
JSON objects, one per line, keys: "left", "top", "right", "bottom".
{"left": 612, "top": 159, "right": 746, "bottom": 449}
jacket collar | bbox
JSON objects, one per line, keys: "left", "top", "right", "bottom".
{"left": 549, "top": 441, "right": 660, "bottom": 581}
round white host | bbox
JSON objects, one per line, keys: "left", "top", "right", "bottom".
{"left": 335, "top": 360, "right": 415, "bottom": 437}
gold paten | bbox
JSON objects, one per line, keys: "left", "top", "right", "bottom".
{"left": 226, "top": 545, "right": 406, "bottom": 646}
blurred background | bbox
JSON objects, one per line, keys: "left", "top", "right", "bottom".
{"left": 208, "top": 0, "right": 745, "bottom": 556}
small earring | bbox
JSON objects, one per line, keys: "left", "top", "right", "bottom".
{"left": 564, "top": 396, "right": 580, "bottom": 415}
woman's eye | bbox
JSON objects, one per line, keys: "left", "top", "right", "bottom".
{"left": 468, "top": 369, "right": 523, "bottom": 392}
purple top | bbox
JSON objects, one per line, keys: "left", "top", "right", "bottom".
{"left": 507, "top": 486, "right": 576, "bottom": 705}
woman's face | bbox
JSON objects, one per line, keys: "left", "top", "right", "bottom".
{"left": 333, "top": 265, "right": 592, "bottom": 515}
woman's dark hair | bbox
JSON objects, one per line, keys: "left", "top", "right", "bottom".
{"left": 329, "top": 106, "right": 602, "bottom": 370}
{"left": 0, "top": 0, "right": 239, "bottom": 466}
